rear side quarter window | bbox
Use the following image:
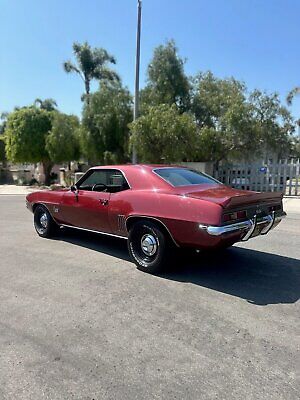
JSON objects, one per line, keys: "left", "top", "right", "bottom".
{"left": 154, "top": 168, "right": 220, "bottom": 187}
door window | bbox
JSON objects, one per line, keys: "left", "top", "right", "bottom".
{"left": 78, "top": 170, "right": 129, "bottom": 193}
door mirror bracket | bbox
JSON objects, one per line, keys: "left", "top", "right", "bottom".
{"left": 70, "top": 185, "right": 79, "bottom": 201}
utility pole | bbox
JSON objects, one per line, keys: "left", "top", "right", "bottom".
{"left": 132, "top": 0, "right": 142, "bottom": 164}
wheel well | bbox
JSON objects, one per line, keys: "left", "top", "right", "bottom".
{"left": 32, "top": 203, "right": 59, "bottom": 226}
{"left": 32, "top": 203, "right": 49, "bottom": 214}
{"left": 126, "top": 216, "right": 178, "bottom": 247}
{"left": 32, "top": 203, "right": 43, "bottom": 212}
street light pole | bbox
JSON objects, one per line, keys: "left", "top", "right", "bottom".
{"left": 132, "top": 0, "right": 142, "bottom": 164}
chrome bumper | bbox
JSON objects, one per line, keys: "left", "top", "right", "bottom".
{"left": 199, "top": 211, "right": 286, "bottom": 241}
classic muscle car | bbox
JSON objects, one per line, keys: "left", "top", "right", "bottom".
{"left": 26, "top": 165, "right": 286, "bottom": 273}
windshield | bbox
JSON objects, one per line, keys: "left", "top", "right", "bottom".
{"left": 154, "top": 168, "right": 220, "bottom": 187}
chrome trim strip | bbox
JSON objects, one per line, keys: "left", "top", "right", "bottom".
{"left": 242, "top": 215, "right": 257, "bottom": 241}
{"left": 200, "top": 212, "right": 286, "bottom": 238}
{"left": 260, "top": 211, "right": 275, "bottom": 235}
{"left": 60, "top": 224, "right": 128, "bottom": 239}
{"left": 201, "top": 220, "right": 252, "bottom": 236}
{"left": 125, "top": 215, "right": 179, "bottom": 247}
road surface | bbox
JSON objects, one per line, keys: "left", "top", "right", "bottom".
{"left": 0, "top": 195, "right": 299, "bottom": 399}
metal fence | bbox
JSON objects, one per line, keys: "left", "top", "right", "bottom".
{"left": 214, "top": 160, "right": 300, "bottom": 196}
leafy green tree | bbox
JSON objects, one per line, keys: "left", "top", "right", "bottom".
{"left": 195, "top": 128, "right": 224, "bottom": 162}
{"left": 0, "top": 138, "right": 5, "bottom": 163}
{"left": 129, "top": 104, "right": 197, "bottom": 163}
{"left": 0, "top": 112, "right": 8, "bottom": 163}
{"left": 5, "top": 107, "right": 81, "bottom": 184}
{"left": 0, "top": 136, "right": 4, "bottom": 166}
{"left": 191, "top": 72, "right": 246, "bottom": 128}
{"left": 291, "top": 135, "right": 300, "bottom": 158}
{"left": 191, "top": 72, "right": 258, "bottom": 161}
{"left": 5, "top": 108, "right": 53, "bottom": 184}
{"left": 81, "top": 82, "right": 132, "bottom": 163}
{"left": 34, "top": 98, "right": 58, "bottom": 111}
{"left": 250, "top": 90, "right": 295, "bottom": 160}
{"left": 140, "top": 40, "right": 190, "bottom": 112}
{"left": 189, "top": 72, "right": 295, "bottom": 162}
{"left": 287, "top": 87, "right": 300, "bottom": 105}
{"left": 46, "top": 113, "right": 80, "bottom": 163}
{"left": 0, "top": 113, "right": 8, "bottom": 163}
{"left": 0, "top": 112, "right": 9, "bottom": 135}
{"left": 63, "top": 42, "right": 120, "bottom": 103}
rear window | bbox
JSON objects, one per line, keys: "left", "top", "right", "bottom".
{"left": 154, "top": 168, "right": 220, "bottom": 187}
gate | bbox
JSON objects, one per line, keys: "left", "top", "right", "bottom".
{"left": 214, "top": 160, "right": 300, "bottom": 196}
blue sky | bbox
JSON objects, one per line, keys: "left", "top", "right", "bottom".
{"left": 1, "top": 0, "right": 300, "bottom": 119}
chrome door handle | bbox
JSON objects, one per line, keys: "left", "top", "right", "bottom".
{"left": 99, "top": 199, "right": 109, "bottom": 206}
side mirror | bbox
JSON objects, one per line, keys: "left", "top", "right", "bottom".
{"left": 70, "top": 185, "right": 79, "bottom": 201}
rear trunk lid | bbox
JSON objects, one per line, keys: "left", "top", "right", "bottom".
{"left": 178, "top": 184, "right": 283, "bottom": 209}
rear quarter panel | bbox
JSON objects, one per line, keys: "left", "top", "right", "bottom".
{"left": 108, "top": 189, "right": 223, "bottom": 247}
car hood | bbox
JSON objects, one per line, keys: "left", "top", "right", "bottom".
{"left": 175, "top": 184, "right": 283, "bottom": 209}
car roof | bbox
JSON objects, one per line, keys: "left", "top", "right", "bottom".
{"left": 89, "top": 164, "right": 186, "bottom": 190}
{"left": 90, "top": 164, "right": 183, "bottom": 170}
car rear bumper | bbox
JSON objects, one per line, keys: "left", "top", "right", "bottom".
{"left": 199, "top": 211, "right": 286, "bottom": 241}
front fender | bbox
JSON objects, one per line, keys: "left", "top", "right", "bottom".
{"left": 26, "top": 190, "right": 64, "bottom": 222}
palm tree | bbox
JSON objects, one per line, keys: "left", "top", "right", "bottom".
{"left": 63, "top": 42, "right": 120, "bottom": 103}
{"left": 287, "top": 87, "right": 300, "bottom": 105}
{"left": 34, "top": 98, "right": 58, "bottom": 111}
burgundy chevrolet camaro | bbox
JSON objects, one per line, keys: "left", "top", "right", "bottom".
{"left": 26, "top": 165, "right": 286, "bottom": 273}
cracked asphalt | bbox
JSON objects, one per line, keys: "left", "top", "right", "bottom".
{"left": 0, "top": 195, "right": 299, "bottom": 399}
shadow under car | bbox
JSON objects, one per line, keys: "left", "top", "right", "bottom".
{"left": 55, "top": 228, "right": 300, "bottom": 306}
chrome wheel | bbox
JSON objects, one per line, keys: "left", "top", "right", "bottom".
{"left": 141, "top": 234, "right": 158, "bottom": 256}
{"left": 36, "top": 210, "right": 48, "bottom": 234}
{"left": 39, "top": 213, "right": 48, "bottom": 229}
{"left": 34, "top": 205, "right": 56, "bottom": 237}
{"left": 128, "top": 220, "right": 169, "bottom": 274}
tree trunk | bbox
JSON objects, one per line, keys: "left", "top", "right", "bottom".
{"left": 85, "top": 80, "right": 90, "bottom": 105}
{"left": 42, "top": 161, "right": 54, "bottom": 186}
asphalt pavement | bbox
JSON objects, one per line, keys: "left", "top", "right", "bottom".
{"left": 0, "top": 195, "right": 299, "bottom": 400}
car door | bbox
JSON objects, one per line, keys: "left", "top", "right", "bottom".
{"left": 59, "top": 170, "right": 112, "bottom": 233}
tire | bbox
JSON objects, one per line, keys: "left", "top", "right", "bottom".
{"left": 127, "top": 220, "right": 171, "bottom": 274}
{"left": 33, "top": 204, "right": 57, "bottom": 238}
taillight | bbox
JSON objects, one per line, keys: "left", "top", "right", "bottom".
{"left": 237, "top": 210, "right": 247, "bottom": 219}
{"left": 223, "top": 210, "right": 247, "bottom": 222}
